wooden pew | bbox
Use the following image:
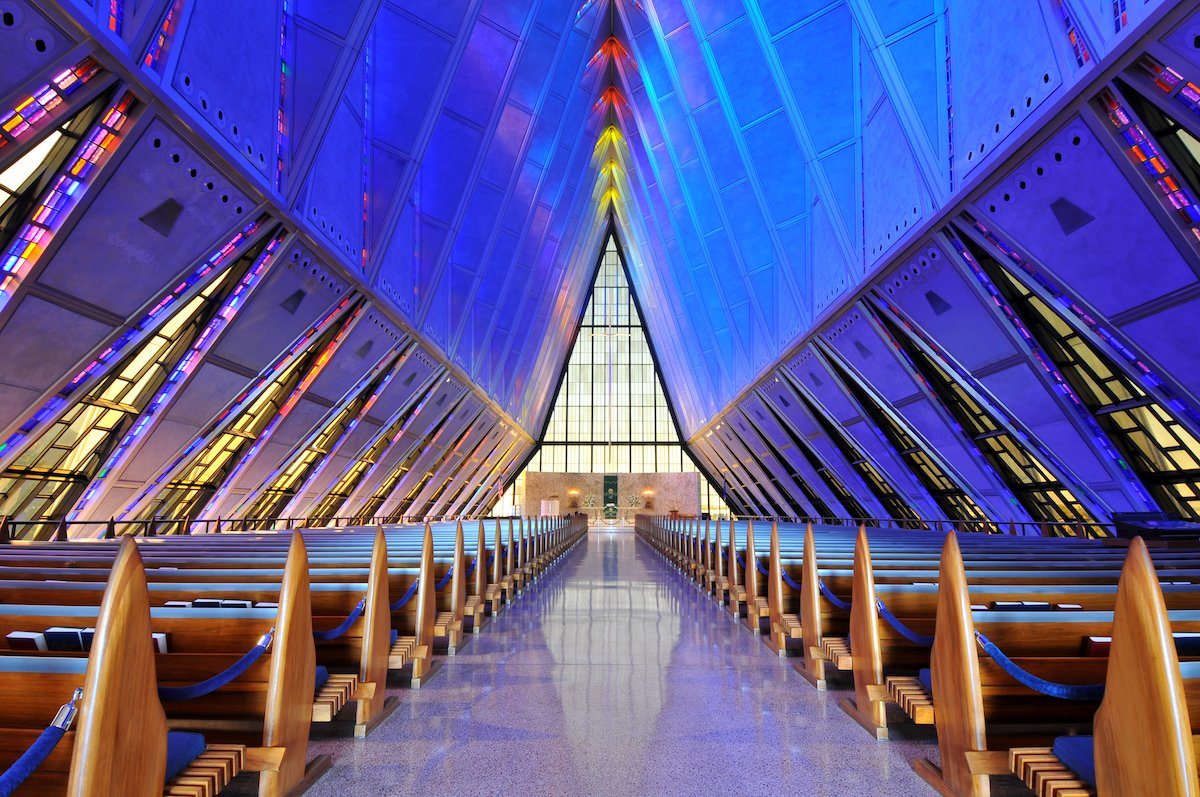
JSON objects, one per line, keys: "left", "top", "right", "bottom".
{"left": 637, "top": 514, "right": 1200, "bottom": 797}
{"left": 0, "top": 525, "right": 438, "bottom": 690}
{"left": 1009, "top": 538, "right": 1200, "bottom": 797}
{"left": 0, "top": 544, "right": 392, "bottom": 732}
{"left": 463, "top": 520, "right": 489, "bottom": 634}
{"left": 0, "top": 539, "right": 248, "bottom": 796}
{"left": 901, "top": 533, "right": 1200, "bottom": 797}
{"left": 0, "top": 535, "right": 329, "bottom": 797}
{"left": 824, "top": 529, "right": 1200, "bottom": 741}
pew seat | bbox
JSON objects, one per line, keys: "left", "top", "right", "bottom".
{"left": 463, "top": 596, "right": 483, "bottom": 633}
{"left": 164, "top": 743, "right": 246, "bottom": 797}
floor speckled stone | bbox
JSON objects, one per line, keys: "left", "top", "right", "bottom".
{"left": 306, "top": 528, "right": 941, "bottom": 796}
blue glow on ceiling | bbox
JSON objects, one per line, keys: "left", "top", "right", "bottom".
{"left": 144, "top": 0, "right": 1169, "bottom": 437}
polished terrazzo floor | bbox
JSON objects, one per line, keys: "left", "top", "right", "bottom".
{"left": 307, "top": 529, "right": 938, "bottom": 796}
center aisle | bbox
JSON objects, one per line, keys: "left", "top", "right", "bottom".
{"left": 309, "top": 528, "right": 934, "bottom": 796}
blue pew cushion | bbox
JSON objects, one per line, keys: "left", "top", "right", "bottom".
{"left": 165, "top": 731, "right": 206, "bottom": 783}
{"left": 314, "top": 665, "right": 329, "bottom": 694}
{"left": 918, "top": 668, "right": 932, "bottom": 695}
{"left": 1053, "top": 736, "right": 1095, "bottom": 787}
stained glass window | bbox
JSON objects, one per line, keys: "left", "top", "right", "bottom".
{"left": 306, "top": 373, "right": 437, "bottom": 524}
{"left": 816, "top": 343, "right": 991, "bottom": 526}
{"left": 129, "top": 298, "right": 363, "bottom": 522}
{"left": 236, "top": 345, "right": 409, "bottom": 527}
{"left": 868, "top": 305, "right": 1097, "bottom": 527}
{"left": 961, "top": 231, "right": 1200, "bottom": 520}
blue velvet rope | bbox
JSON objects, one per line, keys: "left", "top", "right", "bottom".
{"left": 0, "top": 687, "right": 79, "bottom": 797}
{"left": 390, "top": 580, "right": 418, "bottom": 610}
{"left": 875, "top": 598, "right": 933, "bottom": 646}
{"left": 0, "top": 726, "right": 65, "bottom": 797}
{"left": 975, "top": 630, "right": 1105, "bottom": 701}
{"left": 818, "top": 579, "right": 850, "bottom": 611}
{"left": 158, "top": 630, "right": 274, "bottom": 702}
{"left": 465, "top": 556, "right": 479, "bottom": 577}
{"left": 435, "top": 567, "right": 454, "bottom": 590}
{"left": 735, "top": 553, "right": 746, "bottom": 569}
{"left": 781, "top": 568, "right": 802, "bottom": 591}
{"left": 313, "top": 599, "right": 365, "bottom": 641}
{"left": 755, "top": 558, "right": 769, "bottom": 576}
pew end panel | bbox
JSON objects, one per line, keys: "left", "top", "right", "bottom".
{"left": 920, "top": 532, "right": 989, "bottom": 797}
{"left": 67, "top": 538, "right": 169, "bottom": 796}
{"left": 797, "top": 523, "right": 828, "bottom": 690}
{"left": 258, "top": 534, "right": 322, "bottom": 797}
{"left": 842, "top": 526, "right": 889, "bottom": 739}
{"left": 1094, "top": 537, "right": 1200, "bottom": 796}
{"left": 354, "top": 527, "right": 396, "bottom": 738}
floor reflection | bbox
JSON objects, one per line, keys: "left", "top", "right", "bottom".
{"left": 542, "top": 532, "right": 681, "bottom": 794}
{"left": 305, "top": 528, "right": 937, "bottom": 797}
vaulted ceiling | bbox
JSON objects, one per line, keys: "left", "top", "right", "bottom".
{"left": 4, "top": 0, "right": 1200, "bottom": 528}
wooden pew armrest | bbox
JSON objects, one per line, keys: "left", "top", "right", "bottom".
{"left": 965, "top": 750, "right": 1012, "bottom": 776}
{"left": 244, "top": 747, "right": 286, "bottom": 772}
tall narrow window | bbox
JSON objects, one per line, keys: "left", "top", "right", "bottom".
{"left": 776, "top": 372, "right": 924, "bottom": 527}
{"left": 958, "top": 230, "right": 1200, "bottom": 520}
{"left": 868, "top": 303, "right": 1098, "bottom": 527}
{"left": 127, "top": 298, "right": 362, "bottom": 522}
{"left": 306, "top": 375, "right": 437, "bottom": 524}
{"left": 355, "top": 396, "right": 465, "bottom": 523}
{"left": 0, "top": 229, "right": 281, "bottom": 523}
{"left": 0, "top": 63, "right": 108, "bottom": 240}
{"left": 735, "top": 410, "right": 833, "bottom": 519}
{"left": 815, "top": 345, "right": 989, "bottom": 525}
{"left": 397, "top": 412, "right": 490, "bottom": 519}
{"left": 236, "top": 345, "right": 408, "bottom": 527}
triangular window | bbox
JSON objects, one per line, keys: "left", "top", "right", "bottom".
{"left": 498, "top": 233, "right": 728, "bottom": 517}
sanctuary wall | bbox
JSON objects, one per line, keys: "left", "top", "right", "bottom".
{"left": 524, "top": 472, "right": 700, "bottom": 523}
